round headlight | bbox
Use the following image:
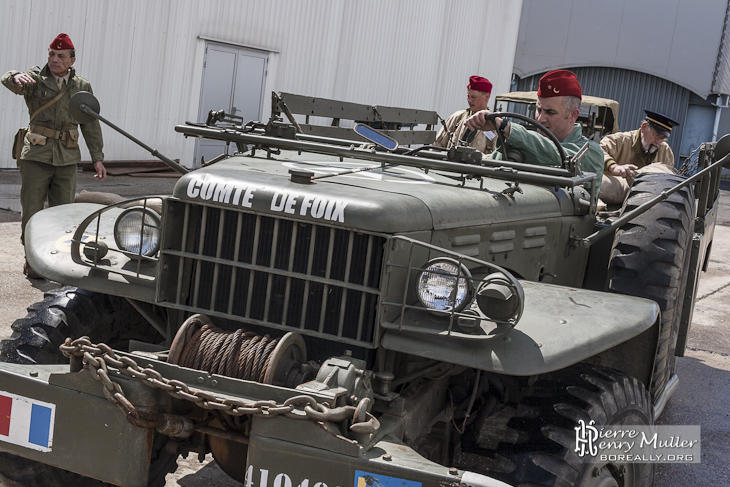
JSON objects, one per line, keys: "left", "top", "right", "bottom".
{"left": 476, "top": 273, "right": 520, "bottom": 322}
{"left": 416, "top": 258, "right": 473, "bottom": 312}
{"left": 114, "top": 207, "right": 161, "bottom": 257}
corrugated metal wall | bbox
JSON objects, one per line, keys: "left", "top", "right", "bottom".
{"left": 712, "top": 0, "right": 730, "bottom": 95}
{"left": 0, "top": 0, "right": 522, "bottom": 169}
{"left": 516, "top": 67, "right": 690, "bottom": 161}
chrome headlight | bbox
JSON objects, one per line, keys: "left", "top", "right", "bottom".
{"left": 114, "top": 207, "right": 161, "bottom": 257}
{"left": 416, "top": 258, "right": 473, "bottom": 312}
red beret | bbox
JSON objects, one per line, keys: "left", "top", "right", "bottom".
{"left": 50, "top": 33, "right": 74, "bottom": 51}
{"left": 468, "top": 75, "right": 492, "bottom": 94}
{"left": 538, "top": 69, "right": 582, "bottom": 100}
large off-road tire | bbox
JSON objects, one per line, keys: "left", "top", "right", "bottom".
{"left": 0, "top": 287, "right": 177, "bottom": 487}
{"left": 607, "top": 173, "right": 695, "bottom": 401}
{"left": 0, "top": 286, "right": 162, "bottom": 364}
{"left": 460, "top": 364, "right": 654, "bottom": 487}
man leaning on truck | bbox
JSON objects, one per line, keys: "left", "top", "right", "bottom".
{"left": 598, "top": 110, "right": 679, "bottom": 205}
{"left": 2, "top": 33, "right": 107, "bottom": 279}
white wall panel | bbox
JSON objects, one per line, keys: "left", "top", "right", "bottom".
{"left": 0, "top": 0, "right": 522, "bottom": 169}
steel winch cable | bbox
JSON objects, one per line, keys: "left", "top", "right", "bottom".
{"left": 175, "top": 316, "right": 280, "bottom": 382}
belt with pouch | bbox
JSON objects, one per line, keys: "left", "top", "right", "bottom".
{"left": 29, "top": 124, "right": 68, "bottom": 141}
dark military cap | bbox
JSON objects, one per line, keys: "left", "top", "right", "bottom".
{"left": 644, "top": 110, "right": 679, "bottom": 137}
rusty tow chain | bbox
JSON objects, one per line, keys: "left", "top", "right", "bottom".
{"left": 60, "top": 337, "right": 379, "bottom": 436}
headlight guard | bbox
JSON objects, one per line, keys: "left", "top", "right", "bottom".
{"left": 114, "top": 207, "right": 161, "bottom": 257}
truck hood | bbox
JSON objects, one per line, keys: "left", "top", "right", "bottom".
{"left": 173, "top": 150, "right": 574, "bottom": 233}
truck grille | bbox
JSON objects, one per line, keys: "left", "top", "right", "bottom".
{"left": 158, "top": 201, "right": 385, "bottom": 348}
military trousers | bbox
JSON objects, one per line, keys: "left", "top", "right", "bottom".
{"left": 19, "top": 159, "right": 77, "bottom": 245}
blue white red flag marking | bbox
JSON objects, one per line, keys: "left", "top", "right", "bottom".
{"left": 0, "top": 390, "right": 56, "bottom": 452}
{"left": 354, "top": 470, "right": 421, "bottom": 487}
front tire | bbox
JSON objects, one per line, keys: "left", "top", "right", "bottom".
{"left": 607, "top": 173, "right": 695, "bottom": 401}
{"left": 459, "top": 365, "right": 654, "bottom": 487}
{"left": 0, "top": 287, "right": 177, "bottom": 487}
{"left": 0, "top": 286, "right": 162, "bottom": 364}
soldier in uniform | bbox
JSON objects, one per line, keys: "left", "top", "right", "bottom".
{"left": 2, "top": 33, "right": 106, "bottom": 278}
{"left": 433, "top": 75, "right": 497, "bottom": 154}
{"left": 598, "top": 110, "right": 679, "bottom": 205}
{"left": 464, "top": 69, "right": 604, "bottom": 196}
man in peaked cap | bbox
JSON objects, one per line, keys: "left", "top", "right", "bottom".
{"left": 464, "top": 69, "right": 604, "bottom": 196}
{"left": 2, "top": 33, "right": 106, "bottom": 279}
{"left": 598, "top": 110, "right": 679, "bottom": 205}
{"left": 433, "top": 75, "right": 497, "bottom": 154}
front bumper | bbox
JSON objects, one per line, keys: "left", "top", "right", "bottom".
{"left": 0, "top": 356, "right": 512, "bottom": 487}
{"left": 248, "top": 417, "right": 512, "bottom": 487}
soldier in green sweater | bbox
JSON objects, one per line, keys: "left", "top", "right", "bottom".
{"left": 464, "top": 69, "right": 604, "bottom": 197}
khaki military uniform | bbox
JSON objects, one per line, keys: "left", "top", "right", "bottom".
{"left": 433, "top": 109, "right": 496, "bottom": 154}
{"left": 2, "top": 64, "right": 104, "bottom": 242}
{"left": 599, "top": 129, "right": 675, "bottom": 205}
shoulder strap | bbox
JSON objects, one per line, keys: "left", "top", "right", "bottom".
{"left": 29, "top": 81, "right": 71, "bottom": 123}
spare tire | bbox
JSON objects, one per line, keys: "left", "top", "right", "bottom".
{"left": 607, "top": 172, "right": 695, "bottom": 401}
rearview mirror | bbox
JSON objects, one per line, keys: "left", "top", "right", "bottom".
{"left": 354, "top": 123, "right": 399, "bottom": 151}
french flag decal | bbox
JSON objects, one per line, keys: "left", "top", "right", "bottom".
{"left": 0, "top": 391, "right": 56, "bottom": 452}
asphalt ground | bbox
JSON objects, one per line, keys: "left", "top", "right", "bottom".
{"left": 0, "top": 170, "right": 729, "bottom": 486}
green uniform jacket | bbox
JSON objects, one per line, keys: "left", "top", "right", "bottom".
{"left": 2, "top": 64, "right": 104, "bottom": 165}
{"left": 600, "top": 129, "right": 674, "bottom": 172}
{"left": 490, "top": 122, "right": 604, "bottom": 193}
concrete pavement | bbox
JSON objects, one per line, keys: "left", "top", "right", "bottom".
{"left": 0, "top": 171, "right": 729, "bottom": 486}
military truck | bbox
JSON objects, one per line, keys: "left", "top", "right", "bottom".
{"left": 0, "top": 91, "right": 726, "bottom": 487}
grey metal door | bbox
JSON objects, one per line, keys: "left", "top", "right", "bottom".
{"left": 195, "top": 42, "right": 268, "bottom": 167}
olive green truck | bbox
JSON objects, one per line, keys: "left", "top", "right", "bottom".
{"left": 0, "top": 91, "right": 726, "bottom": 487}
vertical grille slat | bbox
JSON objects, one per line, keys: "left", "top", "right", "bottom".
{"left": 318, "top": 229, "right": 336, "bottom": 334}
{"left": 226, "top": 212, "right": 244, "bottom": 315}
{"left": 300, "top": 225, "right": 317, "bottom": 330}
{"left": 208, "top": 208, "right": 227, "bottom": 311}
{"left": 174, "top": 203, "right": 192, "bottom": 305}
{"left": 355, "top": 235, "right": 375, "bottom": 341}
{"left": 281, "top": 222, "right": 298, "bottom": 327}
{"left": 244, "top": 215, "right": 262, "bottom": 319}
{"left": 191, "top": 206, "right": 209, "bottom": 309}
{"left": 161, "top": 201, "right": 385, "bottom": 348}
{"left": 263, "top": 219, "right": 280, "bottom": 322}
{"left": 337, "top": 232, "right": 356, "bottom": 338}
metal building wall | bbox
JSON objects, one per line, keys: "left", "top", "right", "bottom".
{"left": 712, "top": 0, "right": 730, "bottom": 95}
{"left": 516, "top": 67, "right": 690, "bottom": 161}
{"left": 0, "top": 0, "right": 522, "bottom": 169}
{"left": 514, "top": 0, "right": 730, "bottom": 100}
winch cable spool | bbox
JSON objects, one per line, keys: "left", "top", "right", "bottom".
{"left": 168, "top": 314, "right": 308, "bottom": 387}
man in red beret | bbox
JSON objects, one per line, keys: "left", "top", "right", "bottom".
{"left": 465, "top": 69, "right": 604, "bottom": 197}
{"left": 2, "top": 33, "right": 106, "bottom": 279}
{"left": 433, "top": 75, "right": 497, "bottom": 154}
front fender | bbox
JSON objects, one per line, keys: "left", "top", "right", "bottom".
{"left": 381, "top": 280, "right": 660, "bottom": 376}
{"left": 25, "top": 202, "right": 158, "bottom": 303}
